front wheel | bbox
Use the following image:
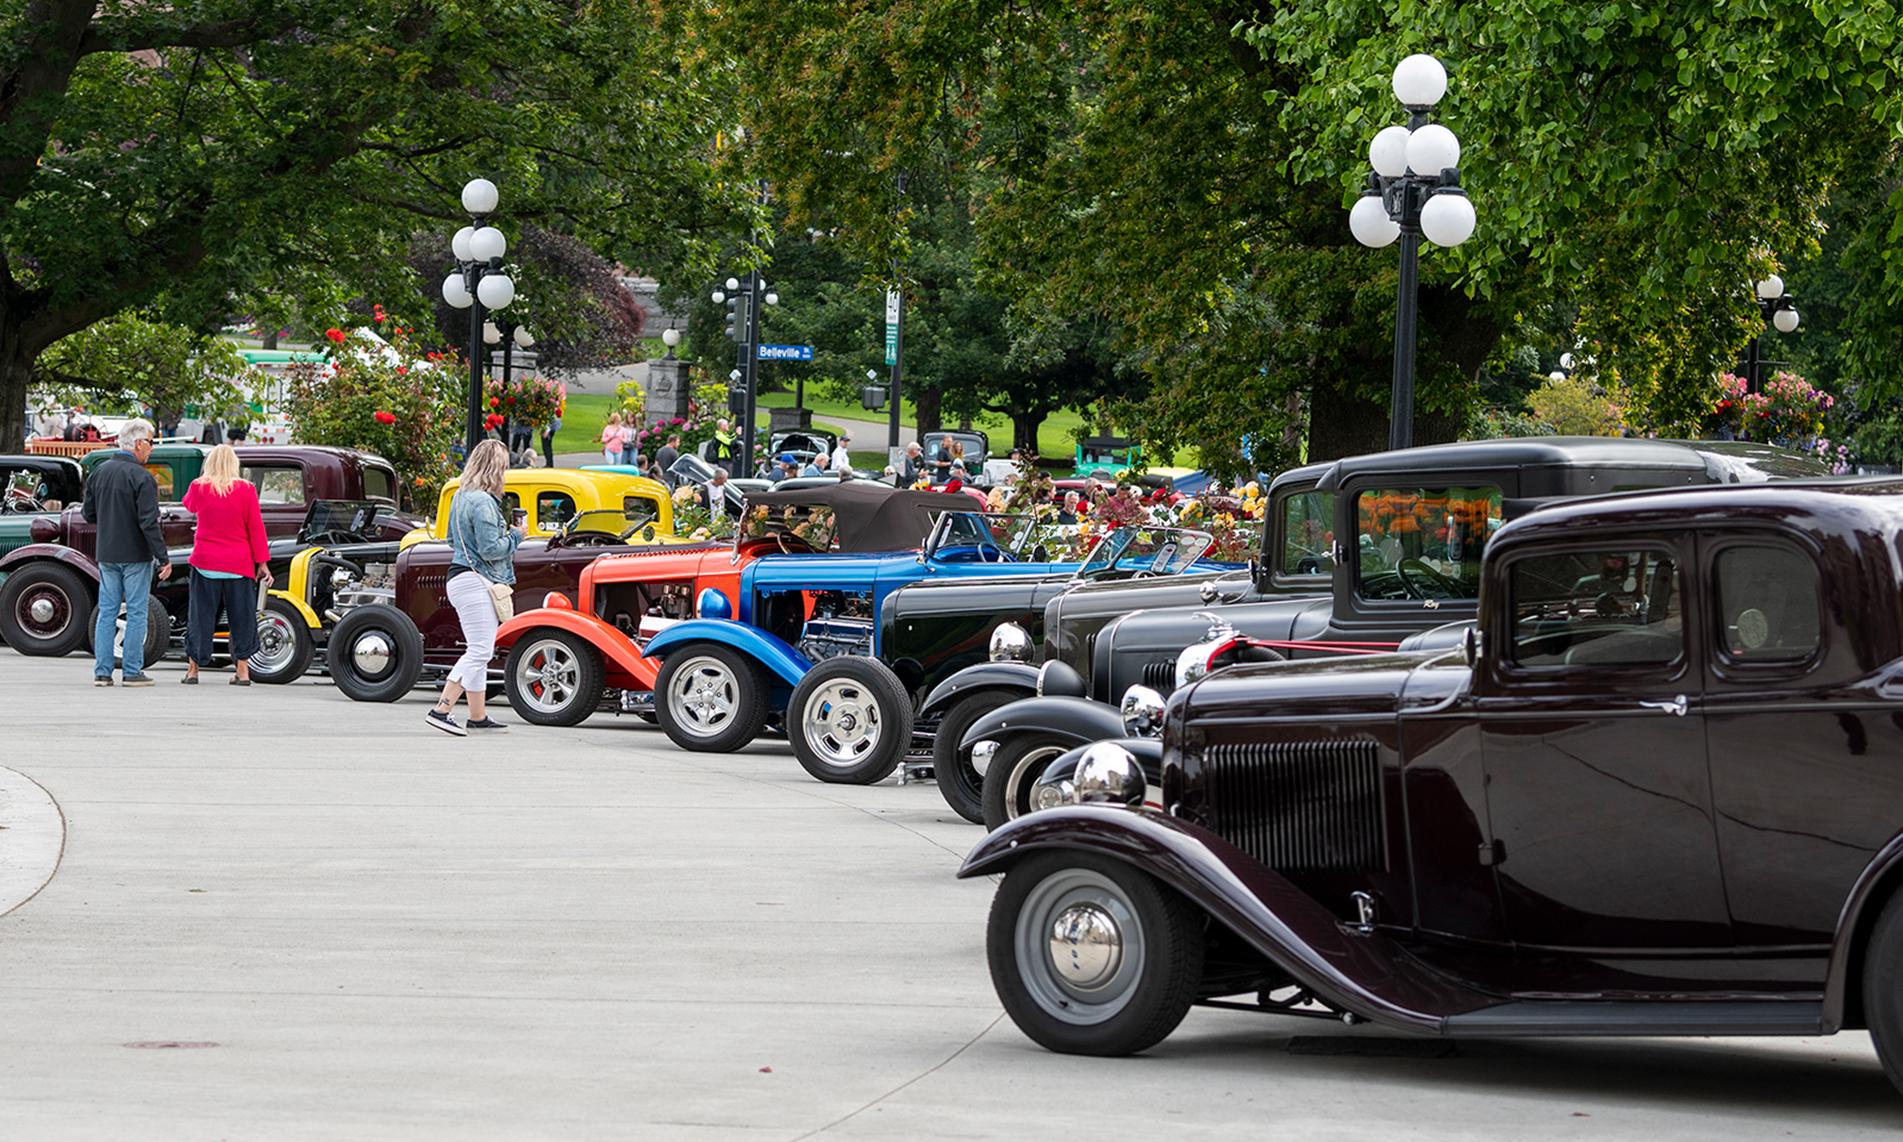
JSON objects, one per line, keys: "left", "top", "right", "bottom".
{"left": 982, "top": 732, "right": 1076, "bottom": 831}
{"left": 505, "top": 630, "right": 604, "bottom": 727}
{"left": 325, "top": 604, "right": 424, "bottom": 702}
{"left": 250, "top": 599, "right": 315, "bottom": 684}
{"left": 653, "top": 644, "right": 767, "bottom": 752}
{"left": 987, "top": 851, "right": 1204, "bottom": 1056}
{"left": 787, "top": 656, "right": 913, "bottom": 785}
{"left": 932, "top": 689, "right": 1019, "bottom": 823}
{"left": 0, "top": 562, "right": 91, "bottom": 656}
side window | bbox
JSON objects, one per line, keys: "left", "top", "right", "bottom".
{"left": 362, "top": 465, "right": 395, "bottom": 503}
{"left": 1279, "top": 490, "right": 1335, "bottom": 576}
{"left": 622, "top": 494, "right": 659, "bottom": 528}
{"left": 1508, "top": 547, "right": 1684, "bottom": 668}
{"left": 245, "top": 465, "right": 305, "bottom": 504}
{"left": 1355, "top": 485, "right": 1501, "bottom": 600}
{"left": 1715, "top": 544, "right": 1820, "bottom": 663}
{"left": 144, "top": 464, "right": 178, "bottom": 500}
{"left": 536, "top": 491, "right": 578, "bottom": 529}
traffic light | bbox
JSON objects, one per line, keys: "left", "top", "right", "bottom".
{"left": 724, "top": 295, "right": 749, "bottom": 342}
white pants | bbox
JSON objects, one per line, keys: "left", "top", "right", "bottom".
{"left": 445, "top": 571, "right": 500, "bottom": 690}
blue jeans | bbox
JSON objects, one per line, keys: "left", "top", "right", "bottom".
{"left": 95, "top": 561, "right": 154, "bottom": 679}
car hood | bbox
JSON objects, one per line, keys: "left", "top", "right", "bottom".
{"left": 1178, "top": 649, "right": 1465, "bottom": 724}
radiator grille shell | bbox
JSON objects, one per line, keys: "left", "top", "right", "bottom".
{"left": 1200, "top": 740, "right": 1386, "bottom": 871}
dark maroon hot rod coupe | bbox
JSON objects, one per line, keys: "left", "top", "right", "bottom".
{"left": 962, "top": 479, "right": 1903, "bottom": 1093}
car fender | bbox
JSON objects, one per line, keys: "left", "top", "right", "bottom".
{"left": 0, "top": 543, "right": 100, "bottom": 582}
{"left": 1823, "top": 828, "right": 1903, "bottom": 1033}
{"left": 495, "top": 607, "right": 659, "bottom": 690}
{"left": 265, "top": 588, "right": 321, "bottom": 630}
{"left": 959, "top": 694, "right": 1125, "bottom": 751}
{"left": 920, "top": 662, "right": 1040, "bottom": 720}
{"left": 958, "top": 806, "right": 1480, "bottom": 1035}
{"left": 641, "top": 618, "right": 811, "bottom": 687}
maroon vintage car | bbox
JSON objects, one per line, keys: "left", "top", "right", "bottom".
{"left": 0, "top": 444, "right": 411, "bottom": 657}
{"left": 964, "top": 478, "right": 1903, "bottom": 1095}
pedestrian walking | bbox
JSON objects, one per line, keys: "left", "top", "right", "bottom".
{"left": 82, "top": 417, "right": 171, "bottom": 686}
{"left": 898, "top": 441, "right": 925, "bottom": 487}
{"left": 180, "top": 445, "right": 272, "bottom": 684}
{"left": 428, "top": 439, "right": 522, "bottom": 736}
{"left": 600, "top": 413, "right": 625, "bottom": 464}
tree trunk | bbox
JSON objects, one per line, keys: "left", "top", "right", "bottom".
{"left": 262, "top": 330, "right": 279, "bottom": 351}
{"left": 913, "top": 385, "right": 941, "bottom": 441}
{"left": 0, "top": 317, "right": 33, "bottom": 453}
{"left": 1012, "top": 409, "right": 1046, "bottom": 457}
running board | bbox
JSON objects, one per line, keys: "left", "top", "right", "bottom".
{"left": 1443, "top": 999, "right": 1823, "bottom": 1037}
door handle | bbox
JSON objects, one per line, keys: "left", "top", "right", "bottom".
{"left": 1639, "top": 694, "right": 1688, "bottom": 717}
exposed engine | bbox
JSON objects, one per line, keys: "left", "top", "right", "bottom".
{"left": 329, "top": 560, "right": 396, "bottom": 619}
{"left": 796, "top": 589, "right": 874, "bottom": 662}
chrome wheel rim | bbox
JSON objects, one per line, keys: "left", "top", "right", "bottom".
{"left": 351, "top": 631, "right": 394, "bottom": 678}
{"left": 1002, "top": 744, "right": 1068, "bottom": 822}
{"left": 801, "top": 678, "right": 882, "bottom": 769}
{"left": 667, "top": 655, "right": 738, "bottom": 738}
{"left": 19, "top": 585, "right": 72, "bottom": 639}
{"left": 517, "top": 638, "right": 582, "bottom": 714}
{"left": 252, "top": 611, "right": 298, "bottom": 673}
{"left": 1014, "top": 868, "right": 1142, "bottom": 1025}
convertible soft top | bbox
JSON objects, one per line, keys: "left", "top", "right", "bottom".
{"left": 745, "top": 480, "right": 952, "bottom": 553}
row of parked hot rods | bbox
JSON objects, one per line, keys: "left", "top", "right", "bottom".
{"left": 14, "top": 434, "right": 1903, "bottom": 1094}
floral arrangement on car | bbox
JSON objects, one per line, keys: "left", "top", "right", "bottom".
{"left": 741, "top": 504, "right": 838, "bottom": 549}
{"left": 669, "top": 483, "right": 734, "bottom": 541}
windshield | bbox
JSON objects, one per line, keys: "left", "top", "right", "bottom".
{"left": 1078, "top": 526, "right": 1214, "bottom": 579}
{"left": 300, "top": 500, "right": 384, "bottom": 539}
{"left": 562, "top": 508, "right": 647, "bottom": 539}
{"left": 1354, "top": 484, "right": 1502, "bottom": 601}
{"left": 923, "top": 511, "right": 1079, "bottom": 561}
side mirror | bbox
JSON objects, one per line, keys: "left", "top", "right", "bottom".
{"left": 1463, "top": 626, "right": 1483, "bottom": 667}
{"left": 1249, "top": 555, "right": 1273, "bottom": 594}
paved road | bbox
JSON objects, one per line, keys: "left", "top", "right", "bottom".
{"left": 0, "top": 647, "right": 1894, "bottom": 1139}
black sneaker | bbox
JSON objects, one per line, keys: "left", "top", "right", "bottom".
{"left": 466, "top": 716, "right": 509, "bottom": 733}
{"left": 426, "top": 708, "right": 466, "bottom": 737}
{"left": 121, "top": 674, "right": 155, "bottom": 688}
{"left": 93, "top": 676, "right": 114, "bottom": 687}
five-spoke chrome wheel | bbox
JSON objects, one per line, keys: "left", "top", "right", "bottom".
{"left": 799, "top": 678, "right": 883, "bottom": 771}
{"left": 504, "top": 629, "right": 604, "bottom": 726}
{"left": 668, "top": 654, "right": 739, "bottom": 737}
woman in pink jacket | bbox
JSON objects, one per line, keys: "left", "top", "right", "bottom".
{"left": 180, "top": 444, "right": 273, "bottom": 684}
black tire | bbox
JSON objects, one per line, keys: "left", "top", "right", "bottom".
{"left": 250, "top": 598, "right": 315, "bottom": 684}
{"left": 652, "top": 643, "right": 768, "bottom": 752}
{"left": 933, "top": 689, "right": 1020, "bottom": 824}
{"left": 85, "top": 595, "right": 170, "bottom": 668}
{"left": 1863, "top": 889, "right": 1903, "bottom": 1095}
{"left": 325, "top": 604, "right": 424, "bottom": 702}
{"left": 986, "top": 850, "right": 1204, "bottom": 1056}
{"left": 787, "top": 657, "right": 915, "bottom": 785}
{"left": 504, "top": 629, "right": 603, "bottom": 727}
{"left": 982, "top": 732, "right": 1078, "bottom": 831}
{"left": 0, "top": 562, "right": 92, "bottom": 656}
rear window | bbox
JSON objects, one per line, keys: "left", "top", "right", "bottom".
{"left": 1715, "top": 544, "right": 1821, "bottom": 663}
{"left": 144, "top": 464, "right": 178, "bottom": 501}
{"left": 245, "top": 465, "right": 305, "bottom": 504}
{"left": 362, "top": 465, "right": 395, "bottom": 503}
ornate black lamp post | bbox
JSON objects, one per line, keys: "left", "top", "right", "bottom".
{"left": 1349, "top": 54, "right": 1478, "bottom": 451}
{"left": 439, "top": 178, "right": 517, "bottom": 456}
{"left": 1746, "top": 274, "right": 1801, "bottom": 394}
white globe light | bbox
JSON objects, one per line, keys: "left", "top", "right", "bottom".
{"left": 1368, "top": 125, "right": 1412, "bottom": 178}
{"left": 451, "top": 226, "right": 475, "bottom": 262}
{"left": 1349, "top": 194, "right": 1400, "bottom": 248}
{"left": 710, "top": 290, "right": 726, "bottom": 304}
{"left": 725, "top": 277, "right": 740, "bottom": 291}
{"left": 1773, "top": 307, "right": 1800, "bottom": 334}
{"left": 1756, "top": 275, "right": 1785, "bottom": 300}
{"left": 470, "top": 226, "right": 507, "bottom": 262}
{"left": 661, "top": 328, "right": 681, "bottom": 348}
{"left": 515, "top": 326, "right": 536, "bottom": 349}
{"left": 482, "top": 321, "right": 502, "bottom": 345}
{"left": 461, "top": 178, "right": 499, "bottom": 215}
{"left": 1406, "top": 123, "right": 1461, "bottom": 175}
{"left": 476, "top": 273, "right": 515, "bottom": 310}
{"left": 1549, "top": 370, "right": 1566, "bottom": 381}
{"left": 442, "top": 272, "right": 473, "bottom": 309}
{"left": 1420, "top": 191, "right": 1477, "bottom": 247}
{"left": 764, "top": 292, "right": 779, "bottom": 306}
{"left": 1392, "top": 54, "right": 1448, "bottom": 107}
{"left": 1559, "top": 352, "right": 1576, "bottom": 370}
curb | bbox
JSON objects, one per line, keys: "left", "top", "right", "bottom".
{"left": 0, "top": 765, "right": 64, "bottom": 917}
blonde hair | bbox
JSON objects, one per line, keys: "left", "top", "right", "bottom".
{"left": 607, "top": 412, "right": 623, "bottom": 427}
{"left": 197, "top": 443, "right": 242, "bottom": 495}
{"left": 462, "top": 439, "right": 509, "bottom": 499}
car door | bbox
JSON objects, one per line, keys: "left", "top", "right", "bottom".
{"left": 1475, "top": 534, "right": 1732, "bottom": 952}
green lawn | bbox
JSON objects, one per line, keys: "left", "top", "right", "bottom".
{"left": 549, "top": 390, "right": 846, "bottom": 462}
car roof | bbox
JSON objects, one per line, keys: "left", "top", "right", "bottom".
{"left": 745, "top": 480, "right": 949, "bottom": 552}
{"left": 1497, "top": 478, "right": 1903, "bottom": 548}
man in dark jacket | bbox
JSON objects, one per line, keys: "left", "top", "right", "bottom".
{"left": 655, "top": 435, "right": 682, "bottom": 484}
{"left": 82, "top": 418, "right": 171, "bottom": 686}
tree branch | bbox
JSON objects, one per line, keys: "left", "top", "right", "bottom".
{"left": 78, "top": 10, "right": 291, "bottom": 56}
{"left": 0, "top": 0, "right": 98, "bottom": 212}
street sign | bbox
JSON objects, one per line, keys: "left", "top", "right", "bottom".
{"left": 884, "top": 289, "right": 901, "bottom": 365}
{"left": 756, "top": 343, "right": 813, "bottom": 361}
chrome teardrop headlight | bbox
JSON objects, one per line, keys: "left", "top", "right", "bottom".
{"left": 1120, "top": 684, "right": 1166, "bottom": 738}
{"left": 988, "top": 621, "right": 1032, "bottom": 663}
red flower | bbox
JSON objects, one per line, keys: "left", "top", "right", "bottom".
{"left": 489, "top": 397, "right": 500, "bottom": 408}
{"left": 395, "top": 366, "right": 408, "bottom": 375}
{"left": 484, "top": 413, "right": 505, "bottom": 430}
{"left": 373, "top": 410, "right": 397, "bottom": 425}
{"left": 325, "top": 328, "right": 346, "bottom": 343}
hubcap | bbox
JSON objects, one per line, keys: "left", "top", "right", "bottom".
{"left": 1014, "top": 868, "right": 1144, "bottom": 1026}
{"left": 19, "top": 586, "right": 71, "bottom": 638}
{"left": 667, "top": 655, "right": 737, "bottom": 736}
{"left": 28, "top": 597, "right": 54, "bottom": 624}
{"left": 1048, "top": 904, "right": 1123, "bottom": 989}
{"left": 1002, "top": 744, "right": 1068, "bottom": 822}
{"left": 802, "top": 678, "right": 882, "bottom": 768}
{"left": 518, "top": 638, "right": 581, "bottom": 713}
{"left": 352, "top": 631, "right": 395, "bottom": 677}
{"left": 253, "top": 613, "right": 296, "bottom": 672}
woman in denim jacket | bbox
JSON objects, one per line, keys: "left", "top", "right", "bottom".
{"left": 427, "top": 439, "right": 523, "bottom": 735}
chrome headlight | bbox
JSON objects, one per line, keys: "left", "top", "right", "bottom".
{"left": 1072, "top": 742, "right": 1145, "bottom": 807}
{"left": 1032, "top": 777, "right": 1075, "bottom": 812}
{"left": 1175, "top": 640, "right": 1218, "bottom": 688}
{"left": 1120, "top": 685, "right": 1166, "bottom": 738}
{"left": 988, "top": 621, "right": 1032, "bottom": 663}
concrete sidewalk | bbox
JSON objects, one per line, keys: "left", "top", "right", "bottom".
{"left": 0, "top": 648, "right": 1893, "bottom": 1140}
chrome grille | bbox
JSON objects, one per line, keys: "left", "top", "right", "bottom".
{"left": 1202, "top": 740, "right": 1385, "bottom": 870}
